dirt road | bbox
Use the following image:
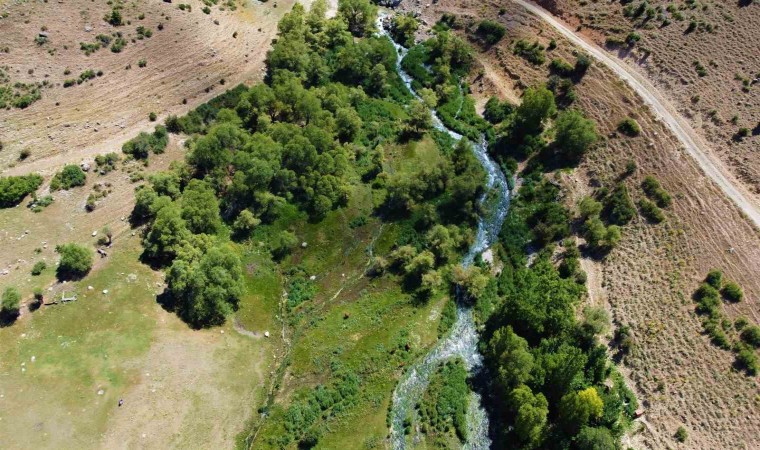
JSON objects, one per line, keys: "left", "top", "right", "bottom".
{"left": 513, "top": 0, "right": 760, "bottom": 229}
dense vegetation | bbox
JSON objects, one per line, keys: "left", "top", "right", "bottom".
{"left": 0, "top": 174, "right": 43, "bottom": 207}
{"left": 55, "top": 243, "right": 93, "bottom": 280}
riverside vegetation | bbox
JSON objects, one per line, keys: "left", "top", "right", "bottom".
{"left": 0, "top": 0, "right": 638, "bottom": 448}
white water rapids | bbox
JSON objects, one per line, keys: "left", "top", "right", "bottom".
{"left": 379, "top": 16, "right": 512, "bottom": 450}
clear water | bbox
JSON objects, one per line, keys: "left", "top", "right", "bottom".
{"left": 378, "top": 16, "right": 512, "bottom": 450}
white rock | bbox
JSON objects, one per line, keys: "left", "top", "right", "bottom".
{"left": 301, "top": 241, "right": 308, "bottom": 248}
{"left": 102, "top": 289, "right": 108, "bottom": 294}
{"left": 31, "top": 356, "right": 36, "bottom": 363}
{"left": 309, "top": 275, "right": 316, "bottom": 281}
{"left": 97, "top": 389, "right": 105, "bottom": 395}
{"left": 92, "top": 231, "right": 98, "bottom": 237}
{"left": 264, "top": 331, "right": 270, "bottom": 338}
{"left": 88, "top": 286, "right": 93, "bottom": 290}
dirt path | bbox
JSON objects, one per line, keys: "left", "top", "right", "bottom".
{"left": 512, "top": 0, "right": 760, "bottom": 229}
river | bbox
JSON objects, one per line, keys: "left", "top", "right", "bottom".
{"left": 378, "top": 16, "right": 512, "bottom": 450}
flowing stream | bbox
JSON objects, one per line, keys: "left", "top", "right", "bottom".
{"left": 379, "top": 17, "right": 512, "bottom": 450}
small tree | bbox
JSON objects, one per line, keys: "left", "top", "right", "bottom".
{"left": 55, "top": 243, "right": 93, "bottom": 280}
{"left": 1, "top": 286, "right": 21, "bottom": 323}
{"left": 721, "top": 281, "right": 743, "bottom": 302}
{"left": 704, "top": 269, "right": 723, "bottom": 289}
{"left": 617, "top": 118, "right": 641, "bottom": 136}
{"left": 740, "top": 325, "right": 760, "bottom": 348}
{"left": 675, "top": 426, "right": 688, "bottom": 443}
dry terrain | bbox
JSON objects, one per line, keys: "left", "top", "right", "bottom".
{"left": 403, "top": 0, "right": 760, "bottom": 448}
{"left": 532, "top": 0, "right": 760, "bottom": 202}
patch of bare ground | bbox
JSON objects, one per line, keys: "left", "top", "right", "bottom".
{"left": 0, "top": 0, "right": 296, "bottom": 176}
{"left": 531, "top": 0, "right": 760, "bottom": 201}
{"left": 402, "top": 1, "right": 760, "bottom": 448}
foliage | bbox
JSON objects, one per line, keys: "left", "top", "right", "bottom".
{"left": 675, "top": 426, "right": 688, "bottom": 443}
{"left": 122, "top": 126, "right": 168, "bottom": 159}
{"left": 721, "top": 281, "right": 743, "bottom": 302}
{"left": 483, "top": 96, "right": 514, "bottom": 124}
{"left": 31, "top": 261, "right": 46, "bottom": 275}
{"left": 390, "top": 14, "right": 419, "bottom": 48}
{"left": 338, "top": 0, "right": 377, "bottom": 37}
{"left": 740, "top": 325, "right": 760, "bottom": 348}
{"left": 514, "top": 40, "right": 546, "bottom": 65}
{"left": 476, "top": 20, "right": 506, "bottom": 45}
{"left": 641, "top": 176, "right": 671, "bottom": 208}
{"left": 50, "top": 164, "right": 86, "bottom": 190}
{"left": 419, "top": 359, "right": 470, "bottom": 443}
{"left": 553, "top": 109, "right": 597, "bottom": 163}
{"left": 55, "top": 243, "right": 93, "bottom": 280}
{"left": 617, "top": 118, "right": 641, "bottom": 136}
{"left": 0, "top": 174, "right": 43, "bottom": 207}
{"left": 638, "top": 198, "right": 664, "bottom": 223}
{"left": 604, "top": 184, "right": 636, "bottom": 225}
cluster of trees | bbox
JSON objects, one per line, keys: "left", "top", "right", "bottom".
{"left": 122, "top": 126, "right": 168, "bottom": 159}
{"left": 390, "top": 14, "right": 419, "bottom": 48}
{"left": 693, "top": 270, "right": 758, "bottom": 375}
{"left": 417, "top": 359, "right": 470, "bottom": 444}
{"left": 0, "top": 174, "right": 43, "bottom": 207}
{"left": 475, "top": 177, "right": 636, "bottom": 447}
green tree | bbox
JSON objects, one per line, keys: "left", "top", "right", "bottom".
{"left": 578, "top": 196, "right": 602, "bottom": 220}
{"left": 181, "top": 179, "right": 221, "bottom": 235}
{"left": 338, "top": 0, "right": 377, "bottom": 37}
{"left": 488, "top": 326, "right": 534, "bottom": 389}
{"left": 509, "top": 385, "right": 548, "bottom": 449}
{"left": 559, "top": 387, "right": 604, "bottom": 433}
{"left": 167, "top": 246, "right": 244, "bottom": 327}
{"left": 50, "top": 165, "right": 86, "bottom": 190}
{"left": 142, "top": 203, "right": 191, "bottom": 263}
{"left": 1, "top": 286, "right": 21, "bottom": 323}
{"left": 232, "top": 209, "right": 261, "bottom": 238}
{"left": 368, "top": 63, "right": 389, "bottom": 97}
{"left": 390, "top": 14, "right": 419, "bottom": 47}
{"left": 55, "top": 243, "right": 93, "bottom": 280}
{"left": 575, "top": 426, "right": 617, "bottom": 450}
{"left": 405, "top": 100, "right": 433, "bottom": 135}
{"left": 515, "top": 86, "right": 556, "bottom": 136}
{"left": 740, "top": 325, "right": 760, "bottom": 348}
{"left": 335, "top": 107, "right": 362, "bottom": 142}
{"left": 553, "top": 110, "right": 597, "bottom": 163}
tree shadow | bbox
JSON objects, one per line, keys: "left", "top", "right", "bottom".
{"left": 0, "top": 310, "right": 20, "bottom": 327}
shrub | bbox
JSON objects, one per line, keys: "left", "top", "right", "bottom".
{"left": 740, "top": 325, "right": 760, "bottom": 348}
{"left": 50, "top": 165, "right": 86, "bottom": 190}
{"left": 641, "top": 176, "right": 672, "bottom": 207}
{"left": 625, "top": 32, "right": 641, "bottom": 45}
{"left": 605, "top": 184, "right": 636, "bottom": 225}
{"left": 1, "top": 286, "right": 21, "bottom": 323}
{"left": 721, "top": 281, "right": 743, "bottom": 302}
{"left": 617, "top": 117, "right": 641, "bottom": 136}
{"left": 31, "top": 261, "right": 46, "bottom": 275}
{"left": 550, "top": 58, "right": 574, "bottom": 77}
{"left": 63, "top": 79, "right": 77, "bottom": 88}
{"left": 675, "top": 426, "right": 688, "bottom": 443}
{"left": 110, "top": 37, "right": 127, "bottom": 53}
{"left": 55, "top": 243, "right": 93, "bottom": 280}
{"left": 0, "top": 174, "right": 43, "bottom": 207}
{"left": 149, "top": 112, "right": 157, "bottom": 122}
{"left": 138, "top": 59, "right": 147, "bottom": 68}
{"left": 105, "top": 8, "right": 123, "bottom": 26}
{"left": 704, "top": 269, "right": 723, "bottom": 289}
{"left": 513, "top": 40, "right": 546, "bottom": 65}
{"left": 735, "top": 346, "right": 758, "bottom": 375}
{"left": 638, "top": 199, "right": 664, "bottom": 223}
{"left": 390, "top": 14, "right": 419, "bottom": 48}
{"left": 476, "top": 20, "right": 506, "bottom": 45}
{"left": 483, "top": 97, "right": 514, "bottom": 124}
{"left": 122, "top": 126, "right": 168, "bottom": 158}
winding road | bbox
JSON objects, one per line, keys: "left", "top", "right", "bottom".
{"left": 513, "top": 0, "right": 760, "bottom": 229}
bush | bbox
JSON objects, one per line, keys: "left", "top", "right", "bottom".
{"left": 617, "top": 117, "right": 641, "bottom": 136}
{"left": 513, "top": 40, "right": 546, "bottom": 65}
{"left": 550, "top": 58, "right": 574, "bottom": 77}
{"left": 122, "top": 126, "right": 168, "bottom": 159}
{"left": 105, "top": 8, "right": 123, "bottom": 26}
{"left": 675, "top": 426, "right": 688, "bottom": 443}
{"left": 638, "top": 199, "right": 664, "bottom": 223}
{"left": 1, "top": 286, "right": 21, "bottom": 322}
{"left": 605, "top": 184, "right": 636, "bottom": 225}
{"left": 704, "top": 269, "right": 723, "bottom": 289}
{"left": 483, "top": 97, "right": 514, "bottom": 124}
{"left": 111, "top": 37, "right": 127, "bottom": 53}
{"left": 55, "top": 243, "right": 93, "bottom": 280}
{"left": 0, "top": 174, "right": 43, "bottom": 207}
{"left": 740, "top": 325, "right": 760, "bottom": 348}
{"left": 721, "top": 281, "right": 743, "bottom": 302}
{"left": 31, "top": 261, "right": 46, "bottom": 275}
{"left": 149, "top": 112, "right": 157, "bottom": 122}
{"left": 50, "top": 164, "right": 86, "bottom": 190}
{"left": 641, "top": 176, "right": 672, "bottom": 207}
{"left": 476, "top": 20, "right": 506, "bottom": 45}
{"left": 735, "top": 346, "right": 759, "bottom": 375}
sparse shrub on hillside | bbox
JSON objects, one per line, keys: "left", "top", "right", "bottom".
{"left": 605, "top": 184, "right": 636, "bottom": 225}
{"left": 693, "top": 61, "right": 707, "bottom": 77}
{"left": 704, "top": 269, "right": 723, "bottom": 289}
{"left": 617, "top": 117, "right": 641, "bottom": 136}
{"left": 675, "top": 426, "right": 688, "bottom": 443}
{"left": 721, "top": 281, "right": 743, "bottom": 302}
{"left": 641, "top": 176, "right": 671, "bottom": 207}
{"left": 476, "top": 20, "right": 506, "bottom": 45}
{"left": 105, "top": 8, "right": 123, "bottom": 26}
{"left": 735, "top": 346, "right": 758, "bottom": 375}
{"left": 514, "top": 39, "right": 546, "bottom": 65}
{"left": 111, "top": 37, "right": 127, "bottom": 53}
{"left": 740, "top": 325, "right": 760, "bottom": 348}
{"left": 55, "top": 243, "right": 93, "bottom": 280}
{"left": 638, "top": 199, "right": 664, "bottom": 223}
{"left": 550, "top": 58, "right": 574, "bottom": 77}
{"left": 138, "top": 59, "right": 147, "bottom": 68}
{"left": 50, "top": 165, "right": 86, "bottom": 190}
{"left": 149, "top": 112, "right": 157, "bottom": 122}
